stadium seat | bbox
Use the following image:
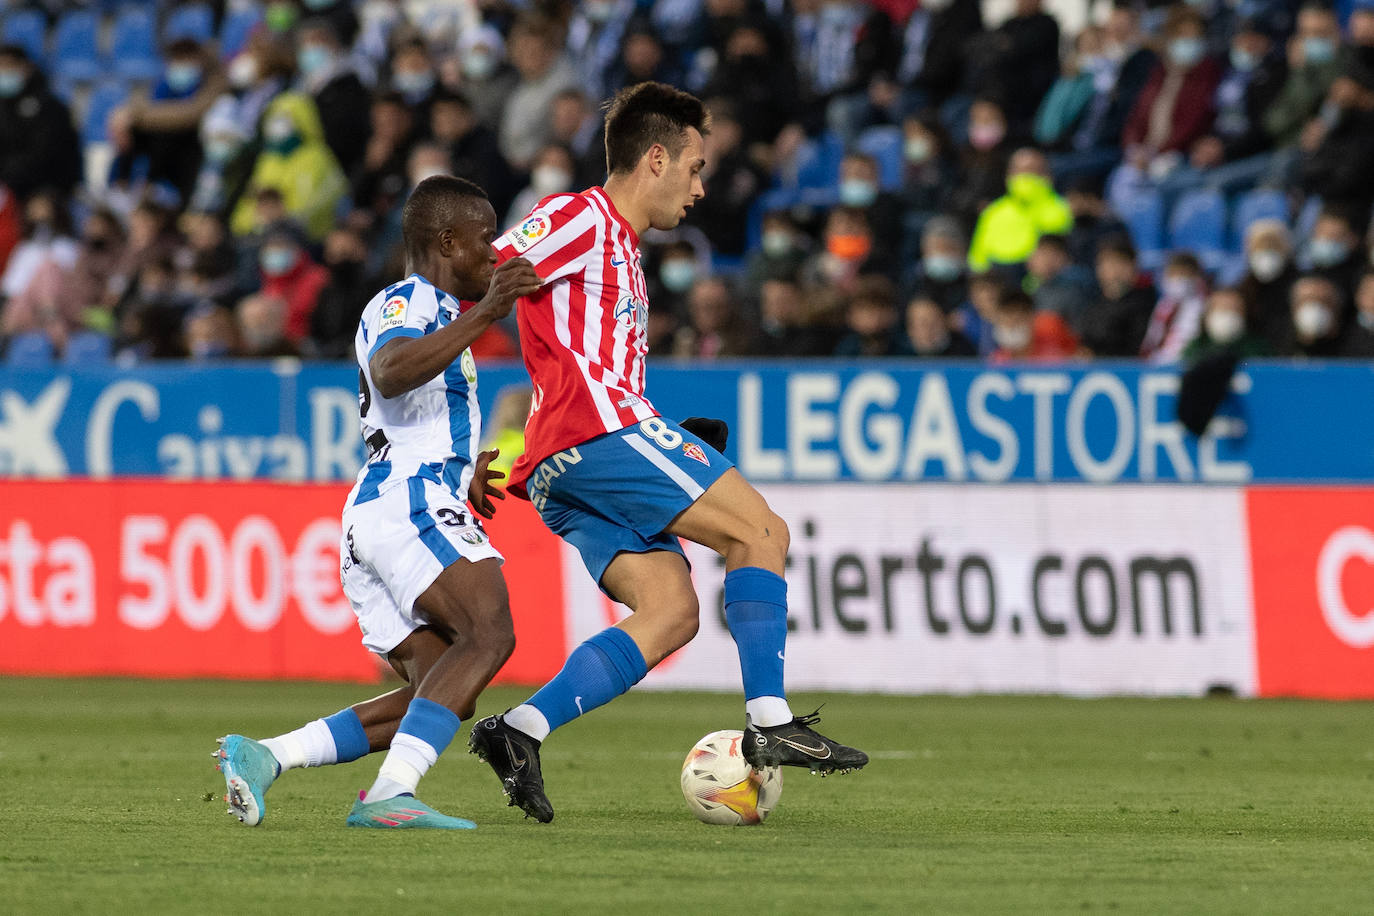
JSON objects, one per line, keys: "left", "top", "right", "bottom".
{"left": 855, "top": 125, "right": 903, "bottom": 191}
{"left": 82, "top": 81, "right": 130, "bottom": 144}
{"left": 51, "top": 9, "right": 102, "bottom": 85}
{"left": 62, "top": 331, "right": 113, "bottom": 365}
{"left": 218, "top": 4, "right": 262, "bottom": 59}
{"left": 5, "top": 332, "right": 55, "bottom": 368}
{"left": 1169, "top": 188, "right": 1227, "bottom": 267}
{"left": 791, "top": 131, "right": 844, "bottom": 190}
{"left": 1229, "top": 189, "right": 1289, "bottom": 251}
{"left": 109, "top": 6, "right": 161, "bottom": 82}
{"left": 1, "top": 8, "right": 48, "bottom": 65}
{"left": 164, "top": 2, "right": 215, "bottom": 44}
{"left": 1116, "top": 185, "right": 1165, "bottom": 258}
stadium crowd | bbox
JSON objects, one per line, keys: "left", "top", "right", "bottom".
{"left": 3, "top": 0, "right": 1374, "bottom": 366}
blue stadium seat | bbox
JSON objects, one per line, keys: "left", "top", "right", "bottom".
{"left": 791, "top": 131, "right": 844, "bottom": 190}
{"left": 82, "top": 81, "right": 130, "bottom": 144}
{"left": 1169, "top": 188, "right": 1227, "bottom": 263}
{"left": 218, "top": 4, "right": 262, "bottom": 59}
{"left": 1116, "top": 185, "right": 1165, "bottom": 258}
{"left": 1230, "top": 188, "right": 1289, "bottom": 251}
{"left": 109, "top": 6, "right": 161, "bottom": 82}
{"left": 1, "top": 8, "right": 48, "bottom": 65}
{"left": 855, "top": 125, "right": 903, "bottom": 191}
{"left": 62, "top": 331, "right": 113, "bottom": 365}
{"left": 51, "top": 9, "right": 102, "bottom": 85}
{"left": 164, "top": 2, "right": 215, "bottom": 44}
{"left": 5, "top": 332, "right": 55, "bottom": 368}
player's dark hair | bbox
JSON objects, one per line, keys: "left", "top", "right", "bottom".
{"left": 603, "top": 81, "right": 711, "bottom": 176}
{"left": 401, "top": 175, "right": 488, "bottom": 260}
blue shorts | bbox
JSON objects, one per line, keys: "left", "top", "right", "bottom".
{"left": 526, "top": 418, "right": 733, "bottom": 593}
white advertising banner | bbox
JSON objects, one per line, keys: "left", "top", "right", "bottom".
{"left": 563, "top": 486, "right": 1257, "bottom": 697}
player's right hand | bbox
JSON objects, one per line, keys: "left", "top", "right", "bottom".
{"left": 481, "top": 257, "right": 543, "bottom": 317}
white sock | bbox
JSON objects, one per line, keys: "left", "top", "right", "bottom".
{"left": 746, "top": 696, "right": 793, "bottom": 728}
{"left": 262, "top": 719, "right": 337, "bottom": 771}
{"left": 503, "top": 704, "right": 551, "bottom": 742}
{"left": 365, "top": 733, "right": 438, "bottom": 802}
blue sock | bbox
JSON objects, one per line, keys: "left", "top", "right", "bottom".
{"left": 527, "top": 627, "right": 648, "bottom": 734}
{"left": 323, "top": 708, "right": 370, "bottom": 763}
{"left": 395, "top": 697, "right": 461, "bottom": 756}
{"left": 724, "top": 567, "right": 788, "bottom": 701}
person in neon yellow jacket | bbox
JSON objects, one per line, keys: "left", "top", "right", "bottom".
{"left": 967, "top": 148, "right": 1073, "bottom": 272}
{"left": 230, "top": 92, "right": 346, "bottom": 242}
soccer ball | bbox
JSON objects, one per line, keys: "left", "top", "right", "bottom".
{"left": 680, "top": 729, "right": 783, "bottom": 825}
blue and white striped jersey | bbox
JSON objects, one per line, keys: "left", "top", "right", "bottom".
{"left": 348, "top": 274, "right": 483, "bottom": 505}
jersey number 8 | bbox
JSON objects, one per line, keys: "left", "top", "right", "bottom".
{"left": 639, "top": 417, "right": 682, "bottom": 450}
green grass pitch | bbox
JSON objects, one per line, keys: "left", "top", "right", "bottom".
{"left": 0, "top": 678, "right": 1370, "bottom": 914}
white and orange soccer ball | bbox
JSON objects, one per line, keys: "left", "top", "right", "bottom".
{"left": 680, "top": 729, "right": 783, "bottom": 825}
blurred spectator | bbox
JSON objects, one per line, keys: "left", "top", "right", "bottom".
{"left": 968, "top": 0, "right": 1060, "bottom": 136}
{"left": 612, "top": 18, "right": 682, "bottom": 97}
{"left": 1063, "top": 178, "right": 1126, "bottom": 266}
{"left": 1304, "top": 209, "right": 1363, "bottom": 303}
{"left": 1078, "top": 235, "right": 1155, "bottom": 357}
{"left": 795, "top": 0, "right": 896, "bottom": 142}
{"left": 892, "top": 0, "right": 984, "bottom": 113}
{"left": 907, "top": 216, "right": 968, "bottom": 313}
{"left": 904, "top": 293, "right": 976, "bottom": 358}
{"left": 645, "top": 303, "right": 680, "bottom": 355}
{"left": 0, "top": 44, "right": 80, "bottom": 198}
{"left": 952, "top": 271, "right": 1004, "bottom": 356}
{"left": 654, "top": 239, "right": 701, "bottom": 304}
{"left": 968, "top": 147, "right": 1073, "bottom": 272}
{"left": 118, "top": 39, "right": 227, "bottom": 201}
{"left": 701, "top": 18, "right": 799, "bottom": 149}
{"left": 237, "top": 293, "right": 301, "bottom": 358}
{"left": 834, "top": 274, "right": 903, "bottom": 357}
{"left": 178, "top": 211, "right": 238, "bottom": 304}
{"left": 802, "top": 206, "right": 883, "bottom": 301}
{"left": 685, "top": 98, "right": 766, "bottom": 257}
{"left": 673, "top": 276, "right": 753, "bottom": 358}
{"left": 2, "top": 198, "right": 116, "bottom": 349}
{"left": 297, "top": 18, "right": 372, "bottom": 176}
{"left": 750, "top": 275, "right": 834, "bottom": 357}
{"left": 232, "top": 94, "right": 347, "bottom": 242}
{"left": 742, "top": 211, "right": 811, "bottom": 303}
{"left": 1024, "top": 233, "right": 1095, "bottom": 324}
{"left": 189, "top": 101, "right": 256, "bottom": 217}
{"left": 1339, "top": 269, "right": 1374, "bottom": 357}
{"left": 506, "top": 144, "right": 576, "bottom": 230}
{"left": 1121, "top": 6, "right": 1222, "bottom": 184}
{"left": 1182, "top": 286, "right": 1275, "bottom": 363}
{"left": 309, "top": 226, "right": 377, "bottom": 358}
{"left": 1299, "top": 65, "right": 1374, "bottom": 225}
{"left": 257, "top": 224, "right": 329, "bottom": 343}
{"left": 389, "top": 40, "right": 438, "bottom": 118}
{"left": 1264, "top": 3, "right": 1345, "bottom": 151}
{"left": 430, "top": 91, "right": 517, "bottom": 219}
{"left": 1033, "top": 25, "right": 1108, "bottom": 152}
{"left": 1237, "top": 217, "right": 1299, "bottom": 347}
{"left": 1, "top": 191, "right": 78, "bottom": 312}
{"left": 351, "top": 92, "right": 416, "bottom": 215}
{"left": 898, "top": 113, "right": 959, "bottom": 229}
{"left": 298, "top": 0, "right": 359, "bottom": 47}
{"left": 567, "top": 0, "right": 636, "bottom": 105}
{"left": 457, "top": 24, "right": 519, "bottom": 131}
{"left": 950, "top": 97, "right": 1013, "bottom": 223}
{"left": 500, "top": 15, "right": 580, "bottom": 171}
{"left": 1286, "top": 274, "right": 1345, "bottom": 357}
{"left": 989, "top": 286, "right": 1078, "bottom": 363}
{"left": 550, "top": 89, "right": 605, "bottom": 189}
{"left": 0, "top": 186, "right": 22, "bottom": 276}
{"left": 1140, "top": 251, "right": 1207, "bottom": 363}
{"left": 116, "top": 255, "right": 186, "bottom": 359}
{"left": 837, "top": 151, "right": 901, "bottom": 256}
{"left": 185, "top": 304, "right": 238, "bottom": 359}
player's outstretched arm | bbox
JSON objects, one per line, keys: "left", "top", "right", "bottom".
{"left": 468, "top": 448, "right": 507, "bottom": 519}
{"left": 369, "top": 259, "right": 542, "bottom": 399}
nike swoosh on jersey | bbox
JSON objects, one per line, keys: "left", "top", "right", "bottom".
{"left": 774, "top": 735, "right": 833, "bottom": 758}
{"left": 610, "top": 257, "right": 626, "bottom": 266}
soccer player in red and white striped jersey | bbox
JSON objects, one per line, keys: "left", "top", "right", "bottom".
{"left": 472, "top": 84, "right": 866, "bottom": 823}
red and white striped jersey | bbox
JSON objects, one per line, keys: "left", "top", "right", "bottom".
{"left": 494, "top": 186, "right": 658, "bottom": 494}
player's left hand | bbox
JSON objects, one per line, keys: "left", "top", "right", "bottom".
{"left": 680, "top": 417, "right": 729, "bottom": 453}
{"left": 468, "top": 448, "right": 508, "bottom": 518}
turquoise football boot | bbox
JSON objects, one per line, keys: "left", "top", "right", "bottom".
{"left": 214, "top": 735, "right": 280, "bottom": 826}
{"left": 346, "top": 791, "right": 477, "bottom": 829}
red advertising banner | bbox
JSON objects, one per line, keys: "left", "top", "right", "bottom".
{"left": 1247, "top": 487, "right": 1374, "bottom": 699}
{"left": 0, "top": 480, "right": 566, "bottom": 683}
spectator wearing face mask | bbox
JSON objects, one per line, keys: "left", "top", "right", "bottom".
{"left": 1121, "top": 6, "right": 1222, "bottom": 184}
{"left": 506, "top": 144, "right": 576, "bottom": 228}
{"left": 2, "top": 195, "right": 104, "bottom": 350}
{"left": 1063, "top": 178, "right": 1127, "bottom": 266}
{"left": 255, "top": 224, "right": 329, "bottom": 343}
{"left": 456, "top": 24, "right": 518, "bottom": 131}
{"left": 566, "top": 0, "right": 637, "bottom": 107}
{"left": 803, "top": 207, "right": 884, "bottom": 306}
{"left": 989, "top": 286, "right": 1079, "bottom": 364}
{"left": 1299, "top": 64, "right": 1374, "bottom": 225}
{"left": 834, "top": 151, "right": 901, "bottom": 263}
{"left": 903, "top": 293, "right": 976, "bottom": 358}
{"left": 1, "top": 191, "right": 79, "bottom": 316}
{"left": 1140, "top": 252, "right": 1207, "bottom": 364}
{"left": 1264, "top": 3, "right": 1347, "bottom": 151}
{"left": 1339, "top": 269, "right": 1374, "bottom": 357}
{"left": 500, "top": 15, "right": 580, "bottom": 171}
{"left": 185, "top": 304, "right": 239, "bottom": 360}
{"left": 701, "top": 20, "right": 800, "bottom": 149}
{"left": 296, "top": 18, "right": 373, "bottom": 176}
{"left": 1286, "top": 274, "right": 1346, "bottom": 357}
{"left": 906, "top": 216, "right": 968, "bottom": 314}
{"left": 952, "top": 272, "right": 1006, "bottom": 356}
{"left": 0, "top": 44, "right": 81, "bottom": 199}
{"left": 1034, "top": 26, "right": 1110, "bottom": 153}
{"left": 743, "top": 212, "right": 811, "bottom": 305}
{"left": 1024, "top": 233, "right": 1095, "bottom": 325}
{"left": 307, "top": 227, "right": 377, "bottom": 357}
{"left": 236, "top": 292, "right": 301, "bottom": 358}
{"left": 231, "top": 93, "right": 347, "bottom": 241}
{"left": 898, "top": 114, "right": 960, "bottom": 232}
{"left": 1077, "top": 235, "right": 1155, "bottom": 357}
{"left": 834, "top": 274, "right": 905, "bottom": 357}
{"left": 389, "top": 41, "right": 438, "bottom": 120}
{"left": 1183, "top": 287, "right": 1274, "bottom": 364}
{"left": 748, "top": 276, "right": 834, "bottom": 358}
{"left": 189, "top": 103, "right": 255, "bottom": 217}
{"left": 1237, "top": 218, "right": 1297, "bottom": 347}
{"left": 951, "top": 98, "right": 1014, "bottom": 224}
{"left": 1303, "top": 210, "right": 1363, "bottom": 305}
{"left": 967, "top": 147, "right": 1073, "bottom": 272}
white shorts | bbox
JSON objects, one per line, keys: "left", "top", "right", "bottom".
{"left": 340, "top": 475, "right": 503, "bottom": 655}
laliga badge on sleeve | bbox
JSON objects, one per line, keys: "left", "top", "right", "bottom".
{"left": 378, "top": 295, "right": 408, "bottom": 332}
{"left": 503, "top": 214, "right": 551, "bottom": 253}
